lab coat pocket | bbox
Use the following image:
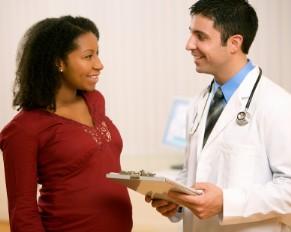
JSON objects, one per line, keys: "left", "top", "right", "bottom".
{"left": 217, "top": 143, "right": 259, "bottom": 188}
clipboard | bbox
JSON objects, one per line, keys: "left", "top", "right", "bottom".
{"left": 106, "top": 171, "right": 203, "bottom": 204}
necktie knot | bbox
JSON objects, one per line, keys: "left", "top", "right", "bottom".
{"left": 213, "top": 87, "right": 224, "bottom": 101}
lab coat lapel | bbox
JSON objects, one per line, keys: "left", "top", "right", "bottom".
{"left": 191, "top": 87, "right": 211, "bottom": 135}
{"left": 203, "top": 67, "right": 260, "bottom": 149}
{"left": 197, "top": 89, "right": 211, "bottom": 115}
{"left": 190, "top": 86, "right": 212, "bottom": 161}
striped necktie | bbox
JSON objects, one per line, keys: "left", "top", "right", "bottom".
{"left": 203, "top": 87, "right": 225, "bottom": 147}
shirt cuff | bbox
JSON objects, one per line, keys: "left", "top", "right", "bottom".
{"left": 169, "top": 207, "right": 184, "bottom": 223}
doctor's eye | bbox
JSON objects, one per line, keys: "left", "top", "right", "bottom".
{"left": 197, "top": 33, "right": 206, "bottom": 41}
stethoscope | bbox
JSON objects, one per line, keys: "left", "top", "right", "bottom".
{"left": 189, "top": 67, "right": 262, "bottom": 135}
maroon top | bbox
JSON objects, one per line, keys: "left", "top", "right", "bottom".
{"left": 0, "top": 90, "right": 132, "bottom": 232}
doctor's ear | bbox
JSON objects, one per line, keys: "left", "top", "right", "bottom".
{"left": 228, "top": 34, "right": 243, "bottom": 54}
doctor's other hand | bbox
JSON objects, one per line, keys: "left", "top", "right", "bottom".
{"left": 168, "top": 182, "right": 223, "bottom": 220}
{"left": 145, "top": 195, "right": 179, "bottom": 217}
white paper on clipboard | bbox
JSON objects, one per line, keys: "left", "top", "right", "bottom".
{"left": 106, "top": 172, "right": 203, "bottom": 204}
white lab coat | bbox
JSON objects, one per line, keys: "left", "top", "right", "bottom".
{"left": 175, "top": 67, "right": 291, "bottom": 232}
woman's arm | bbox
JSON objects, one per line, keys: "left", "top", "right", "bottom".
{"left": 1, "top": 122, "right": 45, "bottom": 232}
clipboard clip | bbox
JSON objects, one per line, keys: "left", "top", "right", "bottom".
{"left": 119, "top": 170, "right": 156, "bottom": 179}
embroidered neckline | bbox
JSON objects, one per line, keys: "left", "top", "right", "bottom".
{"left": 83, "top": 121, "right": 111, "bottom": 145}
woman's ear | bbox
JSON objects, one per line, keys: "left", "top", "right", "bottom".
{"left": 228, "top": 34, "right": 243, "bottom": 54}
{"left": 55, "top": 59, "right": 65, "bottom": 73}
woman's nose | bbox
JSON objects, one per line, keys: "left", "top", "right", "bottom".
{"left": 94, "top": 56, "right": 104, "bottom": 70}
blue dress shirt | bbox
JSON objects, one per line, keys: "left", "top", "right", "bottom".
{"left": 212, "top": 60, "right": 255, "bottom": 103}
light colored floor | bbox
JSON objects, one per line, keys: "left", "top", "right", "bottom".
{"left": 0, "top": 221, "right": 9, "bottom": 232}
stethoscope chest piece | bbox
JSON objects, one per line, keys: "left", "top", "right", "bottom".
{"left": 236, "top": 111, "right": 250, "bottom": 126}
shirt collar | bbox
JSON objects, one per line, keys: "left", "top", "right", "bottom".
{"left": 213, "top": 60, "right": 255, "bottom": 103}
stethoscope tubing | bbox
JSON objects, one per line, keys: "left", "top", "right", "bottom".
{"left": 189, "top": 67, "right": 262, "bottom": 135}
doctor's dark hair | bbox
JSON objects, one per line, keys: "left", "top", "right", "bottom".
{"left": 190, "top": 0, "right": 258, "bottom": 54}
{"left": 13, "top": 15, "right": 99, "bottom": 111}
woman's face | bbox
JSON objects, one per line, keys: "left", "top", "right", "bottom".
{"left": 59, "top": 32, "right": 104, "bottom": 92}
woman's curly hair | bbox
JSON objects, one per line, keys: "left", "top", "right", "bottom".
{"left": 13, "top": 15, "right": 99, "bottom": 111}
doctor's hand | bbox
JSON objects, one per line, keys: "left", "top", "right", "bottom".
{"left": 145, "top": 195, "right": 179, "bottom": 217}
{"left": 168, "top": 182, "right": 223, "bottom": 220}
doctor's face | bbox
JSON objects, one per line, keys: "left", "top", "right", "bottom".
{"left": 186, "top": 14, "right": 231, "bottom": 77}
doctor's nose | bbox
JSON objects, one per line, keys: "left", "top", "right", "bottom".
{"left": 186, "top": 35, "right": 197, "bottom": 51}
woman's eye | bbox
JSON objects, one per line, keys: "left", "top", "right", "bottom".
{"left": 85, "top": 55, "right": 93, "bottom": 59}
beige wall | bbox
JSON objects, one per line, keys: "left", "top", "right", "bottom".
{"left": 1, "top": 0, "right": 291, "bottom": 221}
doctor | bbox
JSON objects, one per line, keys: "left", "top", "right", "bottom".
{"left": 146, "top": 0, "right": 291, "bottom": 231}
